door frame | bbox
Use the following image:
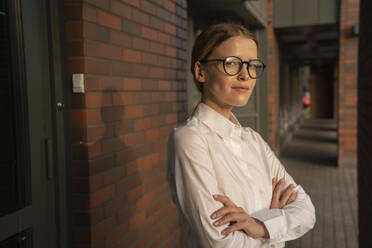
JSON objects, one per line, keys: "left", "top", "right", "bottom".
{"left": 45, "top": 0, "right": 72, "bottom": 247}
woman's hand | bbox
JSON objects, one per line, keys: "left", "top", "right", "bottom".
{"left": 270, "top": 177, "right": 297, "bottom": 209}
{"left": 211, "top": 195, "right": 270, "bottom": 239}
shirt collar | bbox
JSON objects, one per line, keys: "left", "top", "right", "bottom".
{"left": 193, "top": 102, "right": 242, "bottom": 139}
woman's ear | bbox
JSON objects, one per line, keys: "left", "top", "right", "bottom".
{"left": 194, "top": 61, "right": 207, "bottom": 83}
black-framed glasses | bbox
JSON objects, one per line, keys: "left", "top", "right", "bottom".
{"left": 201, "top": 56, "right": 266, "bottom": 79}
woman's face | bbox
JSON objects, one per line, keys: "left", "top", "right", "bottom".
{"left": 197, "top": 36, "right": 258, "bottom": 109}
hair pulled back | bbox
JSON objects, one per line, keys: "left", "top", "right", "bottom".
{"left": 191, "top": 23, "right": 258, "bottom": 94}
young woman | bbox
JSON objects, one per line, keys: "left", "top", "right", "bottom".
{"left": 167, "top": 23, "right": 315, "bottom": 248}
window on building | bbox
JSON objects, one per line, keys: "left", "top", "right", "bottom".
{"left": 0, "top": 0, "right": 30, "bottom": 217}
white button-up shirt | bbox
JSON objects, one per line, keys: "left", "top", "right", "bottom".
{"left": 167, "top": 103, "right": 316, "bottom": 248}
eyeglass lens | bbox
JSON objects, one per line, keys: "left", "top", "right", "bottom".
{"left": 223, "top": 57, "right": 264, "bottom": 78}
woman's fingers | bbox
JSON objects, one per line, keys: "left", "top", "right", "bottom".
{"left": 210, "top": 206, "right": 242, "bottom": 220}
{"left": 221, "top": 221, "right": 246, "bottom": 236}
{"left": 279, "top": 184, "right": 295, "bottom": 207}
{"left": 272, "top": 177, "right": 278, "bottom": 194}
{"left": 213, "top": 194, "right": 236, "bottom": 207}
{"left": 272, "top": 178, "right": 285, "bottom": 202}
{"left": 287, "top": 191, "right": 297, "bottom": 204}
{"left": 213, "top": 212, "right": 246, "bottom": 227}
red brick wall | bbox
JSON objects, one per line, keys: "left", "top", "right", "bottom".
{"left": 338, "top": 0, "right": 359, "bottom": 167}
{"left": 64, "top": 0, "right": 188, "bottom": 247}
{"left": 267, "top": 0, "right": 280, "bottom": 153}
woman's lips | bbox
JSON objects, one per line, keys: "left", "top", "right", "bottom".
{"left": 232, "top": 86, "right": 249, "bottom": 92}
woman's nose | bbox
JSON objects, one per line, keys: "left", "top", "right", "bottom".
{"left": 238, "top": 64, "right": 250, "bottom": 80}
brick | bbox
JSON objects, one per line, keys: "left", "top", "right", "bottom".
{"left": 100, "top": 76, "right": 123, "bottom": 91}
{"left": 149, "top": 67, "right": 165, "bottom": 78}
{"left": 123, "top": 49, "right": 142, "bottom": 63}
{"left": 141, "top": 0, "right": 157, "bottom": 15}
{"left": 90, "top": 185, "right": 115, "bottom": 208}
{"left": 71, "top": 109, "right": 102, "bottom": 126}
{"left": 90, "top": 174, "right": 104, "bottom": 192}
{"left": 101, "top": 106, "right": 125, "bottom": 122}
{"left": 86, "top": 41, "right": 123, "bottom": 61}
{"left": 149, "top": 16, "right": 165, "bottom": 31}
{"left": 165, "top": 45, "right": 176, "bottom": 57}
{"left": 110, "top": 61, "right": 132, "bottom": 76}
{"left": 142, "top": 52, "right": 158, "bottom": 65}
{"left": 143, "top": 103, "right": 159, "bottom": 116}
{"left": 127, "top": 153, "right": 160, "bottom": 175}
{"left": 101, "top": 137, "right": 125, "bottom": 154}
{"left": 132, "top": 8, "right": 150, "bottom": 25}
{"left": 132, "top": 192, "right": 153, "bottom": 212}
{"left": 176, "top": 5, "right": 187, "bottom": 19}
{"left": 104, "top": 194, "right": 126, "bottom": 218}
{"left": 156, "top": 6, "right": 172, "bottom": 22}
{"left": 145, "top": 128, "right": 160, "bottom": 142}
{"left": 131, "top": 64, "right": 150, "bottom": 77}
{"left": 124, "top": 105, "right": 144, "bottom": 119}
{"left": 142, "top": 79, "right": 158, "bottom": 90}
{"left": 85, "top": 0, "right": 110, "bottom": 9}
{"left": 133, "top": 37, "right": 151, "bottom": 50}
{"left": 71, "top": 141, "right": 101, "bottom": 159}
{"left": 113, "top": 92, "right": 135, "bottom": 105}
{"left": 111, "top": 0, "right": 132, "bottom": 19}
{"left": 127, "top": 184, "right": 145, "bottom": 202}
{"left": 83, "top": 4, "right": 97, "bottom": 22}
{"left": 85, "top": 58, "right": 110, "bottom": 75}
{"left": 141, "top": 26, "right": 158, "bottom": 41}
{"left": 65, "top": 4, "right": 82, "bottom": 20}
{"left": 121, "top": 0, "right": 140, "bottom": 8}
{"left": 84, "top": 75, "right": 101, "bottom": 91}
{"left": 66, "top": 22, "right": 83, "bottom": 39}
{"left": 97, "top": 10, "right": 122, "bottom": 30}
{"left": 164, "top": 23, "right": 176, "bottom": 35}
{"left": 109, "top": 30, "right": 132, "bottom": 47}
{"left": 114, "top": 119, "right": 135, "bottom": 136}
{"left": 105, "top": 223, "right": 129, "bottom": 247}
{"left": 84, "top": 22, "right": 110, "bottom": 43}
{"left": 117, "top": 172, "right": 142, "bottom": 196}
{"left": 123, "top": 132, "right": 145, "bottom": 146}
{"left": 123, "top": 78, "right": 142, "bottom": 90}
{"left": 68, "top": 58, "right": 85, "bottom": 73}
{"left": 149, "top": 41, "right": 165, "bottom": 54}
{"left": 85, "top": 92, "right": 112, "bottom": 108}
{"left": 122, "top": 19, "right": 141, "bottom": 36}
{"left": 134, "top": 117, "right": 152, "bottom": 131}
{"left": 91, "top": 217, "right": 116, "bottom": 240}
{"left": 163, "top": 0, "right": 176, "bottom": 13}
{"left": 103, "top": 166, "right": 126, "bottom": 186}
{"left": 158, "top": 31, "right": 171, "bottom": 44}
{"left": 68, "top": 40, "right": 84, "bottom": 56}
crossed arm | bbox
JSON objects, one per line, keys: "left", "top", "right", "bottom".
{"left": 211, "top": 177, "right": 298, "bottom": 239}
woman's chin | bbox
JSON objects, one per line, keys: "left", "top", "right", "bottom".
{"left": 231, "top": 98, "right": 250, "bottom": 107}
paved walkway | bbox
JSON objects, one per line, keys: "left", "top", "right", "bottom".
{"left": 280, "top": 119, "right": 358, "bottom": 248}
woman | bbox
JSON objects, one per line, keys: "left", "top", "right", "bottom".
{"left": 167, "top": 23, "right": 315, "bottom": 248}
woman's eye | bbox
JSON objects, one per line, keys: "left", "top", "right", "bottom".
{"left": 225, "top": 61, "right": 239, "bottom": 67}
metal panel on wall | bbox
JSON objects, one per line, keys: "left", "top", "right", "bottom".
{"left": 274, "top": 0, "right": 338, "bottom": 28}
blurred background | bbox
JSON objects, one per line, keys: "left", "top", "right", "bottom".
{"left": 1, "top": 0, "right": 371, "bottom": 247}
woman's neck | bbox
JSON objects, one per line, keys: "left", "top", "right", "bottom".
{"left": 202, "top": 98, "right": 233, "bottom": 121}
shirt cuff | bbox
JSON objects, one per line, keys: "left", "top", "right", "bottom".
{"left": 250, "top": 208, "right": 287, "bottom": 242}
